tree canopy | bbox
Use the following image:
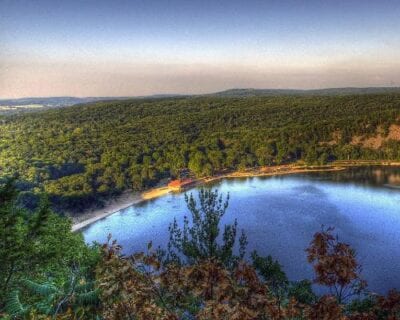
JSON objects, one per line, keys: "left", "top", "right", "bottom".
{"left": 1, "top": 94, "right": 400, "bottom": 213}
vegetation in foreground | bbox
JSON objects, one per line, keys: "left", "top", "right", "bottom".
{"left": 2, "top": 94, "right": 400, "bottom": 213}
{"left": 1, "top": 180, "right": 400, "bottom": 319}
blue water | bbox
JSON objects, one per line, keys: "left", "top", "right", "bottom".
{"left": 83, "top": 167, "right": 400, "bottom": 294}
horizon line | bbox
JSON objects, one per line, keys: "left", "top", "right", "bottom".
{"left": 2, "top": 85, "right": 400, "bottom": 101}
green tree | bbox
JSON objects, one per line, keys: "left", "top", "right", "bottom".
{"left": 5, "top": 272, "right": 99, "bottom": 319}
{"left": 188, "top": 151, "right": 207, "bottom": 176}
{"left": 251, "top": 251, "right": 288, "bottom": 294}
{"left": 0, "top": 179, "right": 98, "bottom": 310}
{"left": 167, "top": 189, "right": 247, "bottom": 268}
{"left": 255, "top": 144, "right": 275, "bottom": 166}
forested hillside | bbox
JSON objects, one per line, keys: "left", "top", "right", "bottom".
{"left": 212, "top": 87, "right": 400, "bottom": 97}
{"left": 1, "top": 94, "right": 400, "bottom": 212}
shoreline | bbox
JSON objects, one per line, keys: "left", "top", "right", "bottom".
{"left": 71, "top": 161, "right": 400, "bottom": 232}
{"left": 70, "top": 187, "right": 171, "bottom": 232}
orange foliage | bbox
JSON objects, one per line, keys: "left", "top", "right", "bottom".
{"left": 95, "top": 237, "right": 308, "bottom": 319}
{"left": 306, "top": 227, "right": 366, "bottom": 303}
{"left": 93, "top": 231, "right": 398, "bottom": 320}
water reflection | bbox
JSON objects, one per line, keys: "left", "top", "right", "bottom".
{"left": 83, "top": 167, "right": 400, "bottom": 294}
{"left": 304, "top": 165, "right": 400, "bottom": 187}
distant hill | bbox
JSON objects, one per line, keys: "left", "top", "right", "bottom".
{"left": 0, "top": 96, "right": 117, "bottom": 107}
{"left": 0, "top": 94, "right": 188, "bottom": 107}
{"left": 0, "top": 95, "right": 185, "bottom": 115}
{"left": 2, "top": 87, "right": 400, "bottom": 115}
{"left": 0, "top": 97, "right": 123, "bottom": 115}
{"left": 211, "top": 87, "right": 400, "bottom": 97}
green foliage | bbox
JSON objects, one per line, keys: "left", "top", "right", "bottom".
{"left": 23, "top": 279, "right": 58, "bottom": 296}
{"left": 251, "top": 251, "right": 289, "bottom": 294}
{"left": 5, "top": 275, "right": 99, "bottom": 318}
{"left": 346, "top": 296, "right": 376, "bottom": 315}
{"left": 0, "top": 179, "right": 100, "bottom": 314}
{"left": 288, "top": 280, "right": 317, "bottom": 305}
{"left": 167, "top": 188, "right": 247, "bottom": 267}
{"left": 5, "top": 290, "right": 28, "bottom": 318}
{"left": 2, "top": 94, "right": 400, "bottom": 212}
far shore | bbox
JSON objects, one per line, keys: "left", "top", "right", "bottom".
{"left": 71, "top": 160, "right": 400, "bottom": 232}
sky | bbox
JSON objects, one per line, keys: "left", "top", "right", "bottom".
{"left": 1, "top": 0, "right": 400, "bottom": 98}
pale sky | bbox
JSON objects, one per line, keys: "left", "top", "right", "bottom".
{"left": 1, "top": 0, "right": 400, "bottom": 98}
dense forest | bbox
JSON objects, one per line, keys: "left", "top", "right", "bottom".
{"left": 1, "top": 182, "right": 399, "bottom": 319}
{"left": 1, "top": 94, "right": 400, "bottom": 212}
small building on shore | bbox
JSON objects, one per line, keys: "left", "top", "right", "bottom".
{"left": 168, "top": 178, "right": 196, "bottom": 191}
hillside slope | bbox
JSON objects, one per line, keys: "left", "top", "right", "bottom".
{"left": 212, "top": 87, "right": 400, "bottom": 97}
{"left": 1, "top": 94, "right": 400, "bottom": 212}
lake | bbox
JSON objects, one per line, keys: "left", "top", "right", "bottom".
{"left": 83, "top": 166, "right": 400, "bottom": 294}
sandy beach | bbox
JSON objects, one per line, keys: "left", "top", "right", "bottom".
{"left": 71, "top": 187, "right": 172, "bottom": 232}
{"left": 71, "top": 161, "right": 400, "bottom": 232}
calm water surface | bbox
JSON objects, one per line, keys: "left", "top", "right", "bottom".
{"left": 83, "top": 167, "right": 400, "bottom": 294}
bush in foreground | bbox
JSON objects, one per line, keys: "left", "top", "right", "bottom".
{"left": 2, "top": 184, "right": 400, "bottom": 319}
